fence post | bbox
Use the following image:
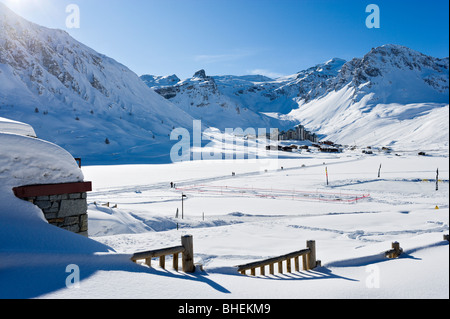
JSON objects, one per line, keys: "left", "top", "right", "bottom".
{"left": 287, "top": 258, "right": 292, "bottom": 273}
{"left": 302, "top": 254, "right": 308, "bottom": 270}
{"left": 295, "top": 256, "right": 300, "bottom": 272}
{"left": 306, "top": 240, "right": 317, "bottom": 270}
{"left": 181, "top": 235, "right": 195, "bottom": 273}
{"left": 392, "top": 242, "right": 401, "bottom": 254}
{"left": 173, "top": 253, "right": 179, "bottom": 271}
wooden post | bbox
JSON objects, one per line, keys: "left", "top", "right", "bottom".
{"left": 386, "top": 242, "right": 403, "bottom": 258}
{"left": 392, "top": 242, "right": 400, "bottom": 253}
{"left": 160, "top": 255, "right": 165, "bottom": 269}
{"left": 278, "top": 261, "right": 283, "bottom": 274}
{"left": 75, "top": 158, "right": 82, "bottom": 168}
{"left": 287, "top": 258, "right": 292, "bottom": 273}
{"left": 302, "top": 254, "right": 308, "bottom": 270}
{"left": 145, "top": 258, "right": 151, "bottom": 268}
{"left": 260, "top": 265, "right": 265, "bottom": 276}
{"left": 294, "top": 256, "right": 300, "bottom": 272}
{"left": 181, "top": 235, "right": 195, "bottom": 273}
{"left": 306, "top": 240, "right": 317, "bottom": 270}
{"left": 269, "top": 263, "right": 274, "bottom": 275}
{"left": 173, "top": 253, "right": 179, "bottom": 271}
{"left": 444, "top": 234, "right": 449, "bottom": 242}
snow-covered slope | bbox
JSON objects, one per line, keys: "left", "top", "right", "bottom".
{"left": 141, "top": 74, "right": 181, "bottom": 88}
{"left": 288, "top": 45, "right": 449, "bottom": 149}
{"left": 332, "top": 45, "right": 448, "bottom": 105}
{"left": 0, "top": 3, "right": 194, "bottom": 164}
{"left": 288, "top": 86, "right": 449, "bottom": 149}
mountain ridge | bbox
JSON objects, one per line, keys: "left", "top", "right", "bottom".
{"left": 1, "top": 3, "right": 448, "bottom": 164}
{"left": 142, "top": 44, "right": 448, "bottom": 149}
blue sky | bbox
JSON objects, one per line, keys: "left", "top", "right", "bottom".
{"left": 1, "top": 0, "right": 449, "bottom": 79}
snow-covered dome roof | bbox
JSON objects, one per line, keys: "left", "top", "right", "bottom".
{"left": 0, "top": 117, "right": 37, "bottom": 138}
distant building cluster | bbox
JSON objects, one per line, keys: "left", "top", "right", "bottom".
{"left": 277, "top": 125, "right": 319, "bottom": 143}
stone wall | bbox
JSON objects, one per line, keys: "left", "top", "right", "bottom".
{"left": 13, "top": 182, "right": 92, "bottom": 237}
{"left": 23, "top": 193, "right": 88, "bottom": 236}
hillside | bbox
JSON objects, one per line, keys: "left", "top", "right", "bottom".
{"left": 288, "top": 45, "right": 449, "bottom": 149}
{"left": 0, "top": 3, "right": 195, "bottom": 164}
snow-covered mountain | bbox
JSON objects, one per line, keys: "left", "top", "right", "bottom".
{"left": 145, "top": 69, "right": 296, "bottom": 130}
{"left": 1, "top": 2, "right": 448, "bottom": 163}
{"left": 140, "top": 74, "right": 181, "bottom": 88}
{"left": 141, "top": 58, "right": 347, "bottom": 117}
{"left": 0, "top": 3, "right": 196, "bottom": 164}
{"left": 144, "top": 45, "right": 448, "bottom": 149}
{"left": 331, "top": 44, "right": 448, "bottom": 105}
{"left": 288, "top": 45, "right": 449, "bottom": 149}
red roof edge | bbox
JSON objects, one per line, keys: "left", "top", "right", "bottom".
{"left": 13, "top": 181, "right": 92, "bottom": 198}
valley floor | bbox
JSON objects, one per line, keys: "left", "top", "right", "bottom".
{"left": 42, "top": 150, "right": 449, "bottom": 299}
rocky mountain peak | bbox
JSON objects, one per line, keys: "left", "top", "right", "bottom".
{"left": 193, "top": 69, "right": 207, "bottom": 79}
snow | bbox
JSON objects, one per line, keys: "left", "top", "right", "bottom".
{"left": 0, "top": 117, "right": 36, "bottom": 137}
{"left": 287, "top": 84, "right": 449, "bottom": 151}
{"left": 81, "top": 152, "right": 450, "bottom": 299}
{"left": 0, "top": 131, "right": 116, "bottom": 299}
{"left": 0, "top": 132, "right": 84, "bottom": 223}
{"left": 1, "top": 132, "right": 447, "bottom": 298}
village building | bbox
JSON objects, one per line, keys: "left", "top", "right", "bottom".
{"left": 277, "top": 124, "right": 319, "bottom": 143}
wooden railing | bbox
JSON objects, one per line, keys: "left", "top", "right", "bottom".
{"left": 237, "top": 240, "right": 319, "bottom": 276}
{"left": 131, "top": 235, "right": 195, "bottom": 273}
